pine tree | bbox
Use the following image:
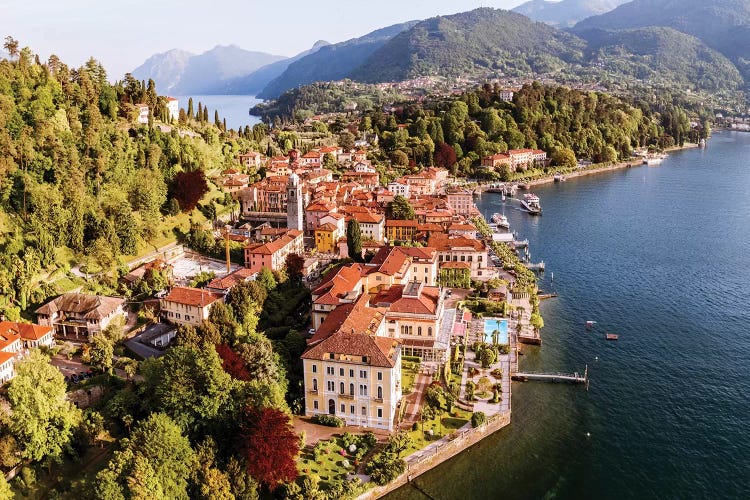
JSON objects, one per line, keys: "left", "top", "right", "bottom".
{"left": 347, "top": 218, "right": 362, "bottom": 261}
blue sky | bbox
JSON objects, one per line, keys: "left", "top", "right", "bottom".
{"left": 3, "top": 0, "right": 524, "bottom": 78}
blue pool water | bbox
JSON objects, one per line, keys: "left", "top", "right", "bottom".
{"left": 483, "top": 318, "right": 509, "bottom": 344}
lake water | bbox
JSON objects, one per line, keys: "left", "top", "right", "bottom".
{"left": 174, "top": 95, "right": 263, "bottom": 131}
{"left": 388, "top": 131, "right": 750, "bottom": 499}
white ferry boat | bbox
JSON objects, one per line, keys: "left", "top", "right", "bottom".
{"left": 521, "top": 193, "right": 542, "bottom": 215}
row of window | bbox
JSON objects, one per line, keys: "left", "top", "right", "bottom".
{"left": 312, "top": 365, "right": 382, "bottom": 380}
{"left": 439, "top": 254, "right": 483, "bottom": 262}
{"left": 400, "top": 325, "right": 433, "bottom": 336}
{"left": 314, "top": 380, "right": 384, "bottom": 398}
{"left": 312, "top": 400, "right": 384, "bottom": 418}
{"left": 166, "top": 311, "right": 193, "bottom": 322}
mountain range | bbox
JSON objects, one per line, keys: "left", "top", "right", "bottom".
{"left": 131, "top": 1, "right": 750, "bottom": 105}
{"left": 513, "top": 0, "right": 629, "bottom": 27}
{"left": 131, "top": 45, "right": 286, "bottom": 95}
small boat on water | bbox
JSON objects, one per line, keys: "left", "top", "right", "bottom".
{"left": 606, "top": 333, "right": 619, "bottom": 341}
{"left": 586, "top": 321, "right": 597, "bottom": 329}
{"left": 643, "top": 153, "right": 668, "bottom": 165}
{"left": 491, "top": 213, "right": 510, "bottom": 229}
{"left": 520, "top": 193, "right": 542, "bottom": 215}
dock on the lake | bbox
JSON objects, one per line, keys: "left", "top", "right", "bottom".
{"left": 512, "top": 365, "right": 588, "bottom": 385}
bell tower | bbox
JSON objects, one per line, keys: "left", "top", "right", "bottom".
{"left": 287, "top": 173, "right": 303, "bottom": 231}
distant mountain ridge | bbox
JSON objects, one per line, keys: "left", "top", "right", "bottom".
{"left": 257, "top": 21, "right": 419, "bottom": 99}
{"left": 349, "top": 8, "right": 585, "bottom": 83}
{"left": 574, "top": 0, "right": 750, "bottom": 81}
{"left": 513, "top": 0, "right": 628, "bottom": 27}
{"left": 132, "top": 45, "right": 285, "bottom": 95}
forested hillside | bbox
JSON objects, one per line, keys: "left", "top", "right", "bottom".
{"left": 0, "top": 42, "right": 262, "bottom": 319}
{"left": 356, "top": 82, "right": 703, "bottom": 182}
{"left": 350, "top": 9, "right": 585, "bottom": 83}
{"left": 575, "top": 0, "right": 750, "bottom": 82}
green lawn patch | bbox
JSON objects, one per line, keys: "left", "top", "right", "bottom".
{"left": 401, "top": 360, "right": 420, "bottom": 395}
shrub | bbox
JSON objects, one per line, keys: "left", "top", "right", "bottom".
{"left": 341, "top": 432, "right": 357, "bottom": 449}
{"left": 311, "top": 414, "right": 345, "bottom": 427}
{"left": 412, "top": 422, "right": 419, "bottom": 431}
{"left": 365, "top": 452, "right": 406, "bottom": 485}
{"left": 490, "top": 368, "right": 503, "bottom": 379}
{"left": 363, "top": 431, "right": 377, "bottom": 448}
{"left": 471, "top": 411, "right": 487, "bottom": 428}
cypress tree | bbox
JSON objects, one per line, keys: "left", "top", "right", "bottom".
{"left": 197, "top": 102, "right": 203, "bottom": 121}
{"left": 347, "top": 218, "right": 362, "bottom": 261}
{"left": 222, "top": 118, "right": 227, "bottom": 132}
{"left": 215, "top": 110, "right": 221, "bottom": 128}
{"left": 203, "top": 106, "right": 208, "bottom": 122}
{"left": 187, "top": 98, "right": 194, "bottom": 119}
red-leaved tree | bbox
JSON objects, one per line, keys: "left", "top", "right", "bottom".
{"left": 434, "top": 142, "right": 457, "bottom": 168}
{"left": 215, "top": 344, "right": 251, "bottom": 381}
{"left": 172, "top": 170, "right": 209, "bottom": 212}
{"left": 241, "top": 407, "right": 299, "bottom": 490}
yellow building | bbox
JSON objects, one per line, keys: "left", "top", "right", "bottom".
{"left": 301, "top": 331, "right": 401, "bottom": 431}
{"left": 315, "top": 223, "right": 338, "bottom": 254}
{"left": 160, "top": 286, "right": 223, "bottom": 327}
{"left": 385, "top": 219, "right": 418, "bottom": 243}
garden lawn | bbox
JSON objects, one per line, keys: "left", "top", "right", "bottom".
{"left": 298, "top": 438, "right": 357, "bottom": 489}
{"left": 404, "top": 406, "right": 472, "bottom": 457}
{"left": 401, "top": 361, "right": 419, "bottom": 395}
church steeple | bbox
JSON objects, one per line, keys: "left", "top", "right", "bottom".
{"left": 287, "top": 173, "right": 303, "bottom": 231}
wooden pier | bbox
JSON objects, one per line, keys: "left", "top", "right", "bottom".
{"left": 512, "top": 365, "right": 588, "bottom": 385}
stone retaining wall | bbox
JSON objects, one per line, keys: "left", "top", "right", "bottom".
{"left": 357, "top": 411, "right": 511, "bottom": 500}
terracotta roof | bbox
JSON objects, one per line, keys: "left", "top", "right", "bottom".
{"left": 0, "top": 322, "right": 53, "bottom": 341}
{"left": 385, "top": 219, "right": 418, "bottom": 228}
{"left": 313, "top": 265, "right": 364, "bottom": 305}
{"left": 368, "top": 247, "right": 410, "bottom": 276}
{"left": 428, "top": 233, "right": 486, "bottom": 252}
{"left": 398, "top": 247, "right": 437, "bottom": 262}
{"left": 310, "top": 294, "right": 385, "bottom": 343}
{"left": 350, "top": 211, "right": 384, "bottom": 224}
{"left": 448, "top": 223, "right": 476, "bottom": 231}
{"left": 36, "top": 293, "right": 125, "bottom": 320}
{"left": 0, "top": 351, "right": 15, "bottom": 364}
{"left": 162, "top": 287, "right": 222, "bottom": 307}
{"left": 317, "top": 223, "right": 337, "bottom": 232}
{"left": 371, "top": 284, "right": 441, "bottom": 315}
{"left": 441, "top": 261, "right": 471, "bottom": 269}
{"left": 205, "top": 268, "right": 257, "bottom": 292}
{"left": 0, "top": 329, "right": 21, "bottom": 352}
{"left": 301, "top": 330, "right": 399, "bottom": 368}
{"left": 306, "top": 202, "right": 336, "bottom": 212}
{"left": 245, "top": 230, "right": 302, "bottom": 255}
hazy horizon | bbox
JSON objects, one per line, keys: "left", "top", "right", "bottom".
{"left": 3, "top": 0, "right": 524, "bottom": 81}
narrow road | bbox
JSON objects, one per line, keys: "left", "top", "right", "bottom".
{"left": 402, "top": 373, "right": 431, "bottom": 425}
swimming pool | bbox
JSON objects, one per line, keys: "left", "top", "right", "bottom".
{"left": 483, "top": 318, "right": 509, "bottom": 344}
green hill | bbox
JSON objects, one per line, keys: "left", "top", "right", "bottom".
{"left": 349, "top": 8, "right": 586, "bottom": 82}
{"left": 578, "top": 27, "right": 745, "bottom": 93}
{"left": 575, "top": 0, "right": 750, "bottom": 81}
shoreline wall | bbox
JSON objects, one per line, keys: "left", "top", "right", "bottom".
{"left": 357, "top": 411, "right": 512, "bottom": 500}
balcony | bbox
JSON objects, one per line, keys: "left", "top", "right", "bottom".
{"left": 339, "top": 393, "right": 354, "bottom": 400}
{"left": 374, "top": 397, "right": 384, "bottom": 404}
{"left": 307, "top": 389, "right": 318, "bottom": 395}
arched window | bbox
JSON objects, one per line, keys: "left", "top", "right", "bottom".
{"left": 313, "top": 378, "right": 318, "bottom": 391}
{"left": 350, "top": 383, "right": 355, "bottom": 396}
{"left": 340, "top": 382, "right": 345, "bottom": 394}
{"left": 328, "top": 399, "right": 335, "bottom": 415}
{"left": 417, "top": 326, "right": 422, "bottom": 336}
{"left": 428, "top": 327, "right": 433, "bottom": 336}
{"left": 377, "top": 386, "right": 383, "bottom": 399}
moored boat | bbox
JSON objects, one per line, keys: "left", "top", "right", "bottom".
{"left": 606, "top": 333, "right": 619, "bottom": 341}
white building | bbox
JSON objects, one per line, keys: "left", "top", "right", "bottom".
{"left": 167, "top": 97, "right": 179, "bottom": 121}
{"left": 387, "top": 181, "right": 410, "bottom": 198}
{"left": 135, "top": 103, "right": 149, "bottom": 125}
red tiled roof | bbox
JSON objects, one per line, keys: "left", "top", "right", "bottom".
{"left": 440, "top": 261, "right": 471, "bottom": 269}
{"left": 428, "top": 233, "right": 486, "bottom": 252}
{"left": 245, "top": 230, "right": 302, "bottom": 255}
{"left": 313, "top": 265, "right": 364, "bottom": 305}
{"left": 163, "top": 287, "right": 222, "bottom": 307}
{"left": 0, "top": 329, "right": 21, "bottom": 352}
{"left": 310, "top": 294, "right": 385, "bottom": 343}
{"left": 301, "top": 330, "right": 399, "bottom": 368}
{"left": 317, "top": 223, "right": 337, "bottom": 232}
{"left": 368, "top": 247, "right": 410, "bottom": 276}
{"left": 385, "top": 219, "right": 418, "bottom": 228}
{"left": 0, "top": 322, "right": 53, "bottom": 341}
{"left": 205, "top": 268, "right": 257, "bottom": 292}
{"left": 370, "top": 284, "right": 441, "bottom": 315}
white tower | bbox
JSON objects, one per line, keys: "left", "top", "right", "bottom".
{"left": 287, "top": 173, "right": 303, "bottom": 231}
